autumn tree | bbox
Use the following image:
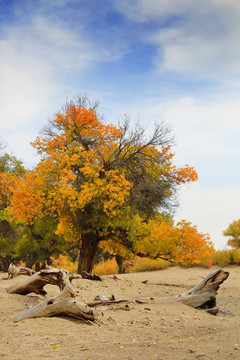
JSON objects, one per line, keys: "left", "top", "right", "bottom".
{"left": 9, "top": 97, "right": 198, "bottom": 273}
{"left": 223, "top": 219, "right": 240, "bottom": 249}
{"left": 101, "top": 213, "right": 214, "bottom": 271}
{"left": 133, "top": 217, "right": 214, "bottom": 265}
{"left": 0, "top": 143, "right": 26, "bottom": 270}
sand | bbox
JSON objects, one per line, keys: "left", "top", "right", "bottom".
{"left": 0, "top": 265, "right": 240, "bottom": 360}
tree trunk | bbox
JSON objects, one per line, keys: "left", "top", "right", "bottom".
{"left": 0, "top": 256, "right": 11, "bottom": 272}
{"left": 115, "top": 254, "right": 125, "bottom": 274}
{"left": 77, "top": 232, "right": 100, "bottom": 274}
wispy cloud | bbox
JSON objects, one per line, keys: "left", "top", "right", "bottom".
{"left": 115, "top": 0, "right": 240, "bottom": 80}
{"left": 0, "top": 15, "right": 95, "bottom": 130}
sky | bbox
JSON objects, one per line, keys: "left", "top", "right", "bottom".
{"left": 1, "top": 0, "right": 240, "bottom": 250}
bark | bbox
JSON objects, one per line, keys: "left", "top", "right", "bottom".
{"left": 77, "top": 232, "right": 100, "bottom": 274}
{"left": 13, "top": 273, "right": 95, "bottom": 323}
{"left": 115, "top": 254, "right": 125, "bottom": 274}
{"left": 81, "top": 271, "right": 102, "bottom": 281}
{"left": 0, "top": 256, "right": 11, "bottom": 272}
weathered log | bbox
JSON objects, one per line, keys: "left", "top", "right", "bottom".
{"left": 13, "top": 276, "right": 95, "bottom": 323}
{"left": 5, "top": 268, "right": 68, "bottom": 296}
{"left": 157, "top": 268, "right": 229, "bottom": 314}
{"left": 81, "top": 271, "right": 102, "bottom": 281}
{"left": 87, "top": 299, "right": 129, "bottom": 307}
{"left": 2, "top": 262, "right": 35, "bottom": 280}
{"left": 43, "top": 263, "right": 81, "bottom": 285}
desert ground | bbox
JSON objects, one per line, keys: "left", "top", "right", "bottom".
{"left": 0, "top": 265, "right": 240, "bottom": 360}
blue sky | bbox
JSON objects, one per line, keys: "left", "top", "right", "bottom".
{"left": 1, "top": 0, "right": 240, "bottom": 249}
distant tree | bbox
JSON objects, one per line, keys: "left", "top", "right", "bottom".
{"left": 9, "top": 97, "right": 198, "bottom": 273}
{"left": 223, "top": 219, "right": 240, "bottom": 249}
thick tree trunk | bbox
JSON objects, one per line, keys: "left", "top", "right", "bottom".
{"left": 77, "top": 232, "right": 100, "bottom": 274}
{"left": 115, "top": 255, "right": 125, "bottom": 274}
{"left": 0, "top": 256, "right": 11, "bottom": 272}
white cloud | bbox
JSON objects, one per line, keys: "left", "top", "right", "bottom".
{"left": 115, "top": 0, "right": 240, "bottom": 79}
{"left": 0, "top": 16, "right": 94, "bottom": 130}
{"left": 115, "top": 0, "right": 196, "bottom": 22}
{"left": 122, "top": 95, "right": 240, "bottom": 166}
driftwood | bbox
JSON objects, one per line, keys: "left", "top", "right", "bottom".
{"left": 5, "top": 268, "right": 71, "bottom": 296}
{"left": 13, "top": 274, "right": 95, "bottom": 323}
{"left": 86, "top": 269, "right": 228, "bottom": 314}
{"left": 5, "top": 263, "right": 81, "bottom": 296}
{"left": 2, "top": 262, "right": 35, "bottom": 280}
{"left": 87, "top": 299, "right": 129, "bottom": 307}
{"left": 157, "top": 268, "right": 229, "bottom": 315}
{"left": 81, "top": 271, "right": 102, "bottom": 281}
{"left": 86, "top": 295, "right": 130, "bottom": 312}
{"left": 43, "top": 263, "right": 81, "bottom": 285}
{"left": 6, "top": 267, "right": 229, "bottom": 323}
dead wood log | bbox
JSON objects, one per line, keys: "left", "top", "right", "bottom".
{"left": 81, "top": 271, "right": 102, "bottom": 281}
{"left": 2, "top": 262, "right": 35, "bottom": 280}
{"left": 43, "top": 262, "right": 81, "bottom": 284}
{"left": 87, "top": 299, "right": 129, "bottom": 307}
{"left": 5, "top": 268, "right": 69, "bottom": 296}
{"left": 156, "top": 268, "right": 229, "bottom": 314}
{"left": 13, "top": 275, "right": 95, "bottom": 323}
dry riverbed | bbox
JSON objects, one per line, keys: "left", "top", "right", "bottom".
{"left": 0, "top": 265, "right": 240, "bottom": 360}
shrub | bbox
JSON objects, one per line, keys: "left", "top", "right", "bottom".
{"left": 126, "top": 257, "right": 170, "bottom": 273}
{"left": 199, "top": 256, "right": 215, "bottom": 269}
{"left": 230, "top": 249, "right": 240, "bottom": 265}
{"left": 92, "top": 258, "right": 118, "bottom": 275}
{"left": 50, "top": 254, "right": 78, "bottom": 273}
{"left": 212, "top": 250, "right": 232, "bottom": 267}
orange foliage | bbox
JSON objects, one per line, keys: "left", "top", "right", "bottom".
{"left": 9, "top": 171, "right": 45, "bottom": 224}
{"left": 11, "top": 106, "right": 132, "bottom": 239}
{"left": 50, "top": 254, "right": 77, "bottom": 273}
{"left": 0, "top": 172, "right": 13, "bottom": 208}
{"left": 134, "top": 218, "right": 214, "bottom": 265}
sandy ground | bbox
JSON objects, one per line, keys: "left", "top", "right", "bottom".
{"left": 0, "top": 265, "right": 240, "bottom": 360}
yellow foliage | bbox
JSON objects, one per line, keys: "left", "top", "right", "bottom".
{"left": 50, "top": 254, "right": 78, "bottom": 273}
{"left": 134, "top": 218, "right": 214, "bottom": 265}
{"left": 92, "top": 258, "right": 118, "bottom": 275}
